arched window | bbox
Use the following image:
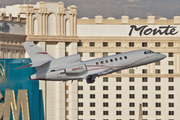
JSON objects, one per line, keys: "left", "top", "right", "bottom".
{"left": 20, "top": 51, "right": 24, "bottom": 58}
{"left": 65, "top": 19, "right": 70, "bottom": 36}
{"left": 12, "top": 51, "right": 16, "bottom": 58}
{"left": 48, "top": 14, "right": 56, "bottom": 35}
{"left": 33, "top": 18, "right": 38, "bottom": 35}
{"left": 3, "top": 50, "right": 8, "bottom": 58}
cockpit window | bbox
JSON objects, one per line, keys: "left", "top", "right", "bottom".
{"left": 51, "top": 70, "right": 55, "bottom": 72}
{"left": 144, "top": 50, "right": 154, "bottom": 54}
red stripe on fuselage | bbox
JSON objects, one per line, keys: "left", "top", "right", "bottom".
{"left": 36, "top": 52, "right": 48, "bottom": 54}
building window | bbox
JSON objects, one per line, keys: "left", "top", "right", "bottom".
{"left": 78, "top": 52, "right": 83, "bottom": 57}
{"left": 130, "top": 94, "right": 135, "bottom": 99}
{"left": 103, "top": 52, "right": 108, "bottom": 57}
{"left": 103, "top": 86, "right": 108, "bottom": 90}
{"left": 155, "top": 69, "right": 161, "bottom": 74}
{"left": 142, "top": 69, "right": 147, "bottom": 74}
{"left": 142, "top": 86, "right": 148, "bottom": 90}
{"left": 116, "top": 86, "right": 121, "bottom": 90}
{"left": 78, "top": 42, "right": 83, "bottom": 47}
{"left": 78, "top": 86, "right": 83, "bottom": 90}
{"left": 142, "top": 42, "right": 147, "bottom": 47}
{"left": 116, "top": 70, "right": 121, "bottom": 74}
{"left": 155, "top": 42, "right": 160, "bottom": 47}
{"left": 129, "top": 77, "right": 135, "bottom": 82}
{"left": 168, "top": 42, "right": 174, "bottom": 47}
{"left": 103, "top": 111, "right": 109, "bottom": 115}
{"left": 169, "top": 69, "right": 173, "bottom": 74}
{"left": 169, "top": 103, "right": 174, "bottom": 107}
{"left": 143, "top": 111, "right": 148, "bottom": 115}
{"left": 116, "top": 42, "right": 121, "bottom": 47}
{"left": 78, "top": 94, "right": 83, "bottom": 99}
{"left": 129, "top": 86, "right": 135, "bottom": 90}
{"left": 116, "top": 111, "right": 121, "bottom": 115}
{"left": 90, "top": 111, "right": 95, "bottom": 115}
{"left": 78, "top": 79, "right": 83, "bottom": 82}
{"left": 156, "top": 111, "right": 161, "bottom": 115}
{"left": 116, "top": 103, "right": 121, "bottom": 107}
{"left": 103, "top": 94, "right": 108, "bottom": 99}
{"left": 129, "top": 111, "right": 135, "bottom": 115}
{"left": 129, "top": 103, "right": 135, "bottom": 107}
{"left": 142, "top": 77, "right": 148, "bottom": 82}
{"left": 155, "top": 61, "right": 160, "bottom": 65}
{"left": 66, "top": 102, "right": 69, "bottom": 107}
{"left": 169, "top": 111, "right": 174, "bottom": 115}
{"left": 169, "top": 77, "right": 174, "bottom": 82}
{"left": 168, "top": 53, "right": 173, "bottom": 57}
{"left": 168, "top": 61, "right": 174, "bottom": 65}
{"left": 90, "top": 52, "right": 95, "bottom": 57}
{"left": 103, "top": 77, "right": 108, "bottom": 82}
{"left": 143, "top": 103, "right": 148, "bottom": 107}
{"left": 78, "top": 102, "right": 83, "bottom": 107}
{"left": 103, "top": 102, "right": 108, "bottom": 107}
{"left": 129, "top": 42, "right": 134, "bottom": 47}
{"left": 78, "top": 111, "right": 83, "bottom": 115}
{"left": 90, "top": 86, "right": 95, "bottom": 90}
{"left": 169, "top": 86, "right": 174, "bottom": 91}
{"left": 116, "top": 94, "right": 121, "bottom": 99}
{"left": 103, "top": 42, "right": 108, "bottom": 47}
{"left": 156, "top": 94, "right": 161, "bottom": 99}
{"left": 90, "top": 42, "right": 95, "bottom": 47}
{"left": 142, "top": 94, "right": 148, "bottom": 99}
{"left": 66, "top": 94, "right": 69, "bottom": 98}
{"left": 169, "top": 94, "right": 174, "bottom": 99}
{"left": 65, "top": 52, "right": 69, "bottom": 56}
{"left": 156, "top": 77, "right": 161, "bottom": 82}
{"left": 90, "top": 94, "right": 95, "bottom": 99}
{"left": 116, "top": 77, "right": 121, "bottom": 82}
{"left": 129, "top": 69, "right": 134, "bottom": 74}
{"left": 156, "top": 86, "right": 161, "bottom": 91}
{"left": 156, "top": 103, "right": 161, "bottom": 107}
{"left": 90, "top": 102, "right": 95, "bottom": 107}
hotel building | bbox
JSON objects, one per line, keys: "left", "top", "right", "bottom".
{"left": 0, "top": 1, "right": 180, "bottom": 120}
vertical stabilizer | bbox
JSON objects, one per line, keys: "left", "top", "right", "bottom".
{"left": 22, "top": 42, "right": 54, "bottom": 62}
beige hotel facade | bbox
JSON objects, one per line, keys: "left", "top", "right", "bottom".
{"left": 0, "top": 1, "right": 180, "bottom": 120}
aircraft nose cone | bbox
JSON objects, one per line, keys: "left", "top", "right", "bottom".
{"left": 160, "top": 54, "right": 166, "bottom": 60}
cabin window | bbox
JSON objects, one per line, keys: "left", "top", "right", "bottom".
{"left": 110, "top": 59, "right": 113, "bottom": 62}
{"left": 105, "top": 60, "right": 108, "bottom": 63}
{"left": 96, "top": 62, "right": 99, "bottom": 65}
{"left": 101, "top": 61, "right": 104, "bottom": 64}
{"left": 115, "top": 58, "right": 118, "bottom": 61}
{"left": 119, "top": 57, "right": 122, "bottom": 60}
{"left": 51, "top": 70, "right": 55, "bottom": 72}
{"left": 124, "top": 56, "right": 127, "bottom": 59}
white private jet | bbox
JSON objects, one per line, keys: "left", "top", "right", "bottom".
{"left": 16, "top": 42, "right": 166, "bottom": 84}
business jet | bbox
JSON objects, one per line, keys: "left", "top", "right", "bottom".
{"left": 16, "top": 42, "right": 166, "bottom": 84}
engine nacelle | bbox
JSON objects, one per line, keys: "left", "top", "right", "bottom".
{"left": 65, "top": 64, "right": 87, "bottom": 74}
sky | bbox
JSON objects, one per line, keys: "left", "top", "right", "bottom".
{"left": 1, "top": 0, "right": 180, "bottom": 19}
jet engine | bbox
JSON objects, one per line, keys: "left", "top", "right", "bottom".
{"left": 65, "top": 64, "right": 87, "bottom": 74}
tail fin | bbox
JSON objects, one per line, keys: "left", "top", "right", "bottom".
{"left": 22, "top": 42, "right": 54, "bottom": 62}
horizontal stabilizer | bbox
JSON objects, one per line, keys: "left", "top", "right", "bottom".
{"left": 14, "top": 63, "right": 32, "bottom": 70}
{"left": 14, "top": 59, "right": 51, "bottom": 70}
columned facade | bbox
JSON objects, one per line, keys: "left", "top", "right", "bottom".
{"left": 1, "top": 1, "right": 180, "bottom": 120}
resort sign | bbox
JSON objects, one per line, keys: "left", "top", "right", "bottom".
{"left": 129, "top": 25, "right": 178, "bottom": 36}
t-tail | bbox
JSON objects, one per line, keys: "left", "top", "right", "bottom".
{"left": 15, "top": 42, "right": 54, "bottom": 71}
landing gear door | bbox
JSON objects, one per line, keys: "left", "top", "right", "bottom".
{"left": 99, "top": 59, "right": 105, "bottom": 65}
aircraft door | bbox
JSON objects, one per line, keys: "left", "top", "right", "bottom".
{"left": 99, "top": 59, "right": 105, "bottom": 65}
